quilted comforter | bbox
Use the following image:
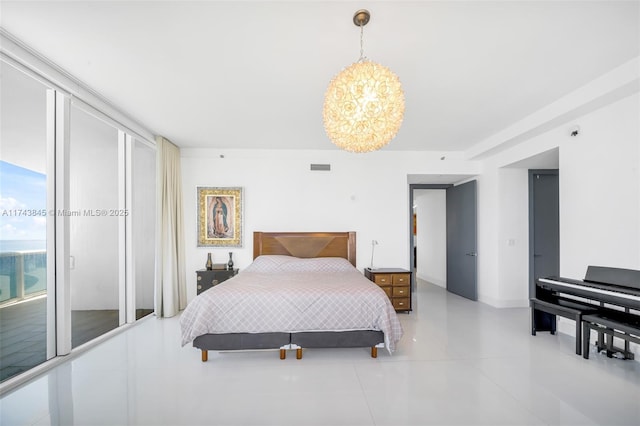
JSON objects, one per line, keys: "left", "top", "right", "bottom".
{"left": 179, "top": 255, "right": 403, "bottom": 352}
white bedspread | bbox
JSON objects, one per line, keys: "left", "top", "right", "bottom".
{"left": 179, "top": 256, "right": 403, "bottom": 352}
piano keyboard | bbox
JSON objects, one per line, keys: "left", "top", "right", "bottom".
{"left": 538, "top": 278, "right": 640, "bottom": 310}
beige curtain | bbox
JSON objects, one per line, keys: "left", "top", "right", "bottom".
{"left": 155, "top": 136, "right": 187, "bottom": 317}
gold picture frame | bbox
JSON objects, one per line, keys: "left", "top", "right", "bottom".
{"left": 197, "top": 187, "right": 243, "bottom": 247}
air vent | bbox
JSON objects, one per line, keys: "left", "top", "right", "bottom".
{"left": 310, "top": 164, "right": 331, "bottom": 171}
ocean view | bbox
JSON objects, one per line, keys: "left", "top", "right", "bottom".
{"left": 0, "top": 241, "right": 47, "bottom": 302}
{"left": 0, "top": 240, "right": 46, "bottom": 252}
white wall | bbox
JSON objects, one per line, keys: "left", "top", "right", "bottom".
{"left": 557, "top": 93, "right": 639, "bottom": 357}
{"left": 180, "top": 93, "right": 639, "bottom": 312}
{"left": 470, "top": 56, "right": 639, "bottom": 306}
{"left": 473, "top": 93, "right": 639, "bottom": 356}
{"left": 181, "top": 150, "right": 481, "bottom": 302}
{"left": 497, "top": 168, "right": 529, "bottom": 307}
{"left": 559, "top": 94, "right": 640, "bottom": 277}
{"left": 414, "top": 190, "right": 447, "bottom": 287}
{"left": 476, "top": 168, "right": 500, "bottom": 305}
{"left": 178, "top": 74, "right": 639, "bottom": 361}
{"left": 179, "top": 61, "right": 639, "bottom": 329}
{"left": 471, "top": 95, "right": 640, "bottom": 312}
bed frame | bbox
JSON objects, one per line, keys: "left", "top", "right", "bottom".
{"left": 192, "top": 231, "right": 385, "bottom": 361}
{"left": 253, "top": 231, "right": 357, "bottom": 266}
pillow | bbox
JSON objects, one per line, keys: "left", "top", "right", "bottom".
{"left": 278, "top": 257, "right": 355, "bottom": 273}
{"left": 243, "top": 255, "right": 297, "bottom": 273}
{"left": 244, "top": 255, "right": 355, "bottom": 273}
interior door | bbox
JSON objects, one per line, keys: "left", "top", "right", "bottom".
{"left": 529, "top": 170, "right": 559, "bottom": 332}
{"left": 529, "top": 170, "right": 560, "bottom": 289}
{"left": 446, "top": 180, "right": 477, "bottom": 300}
{"left": 530, "top": 171, "right": 560, "bottom": 293}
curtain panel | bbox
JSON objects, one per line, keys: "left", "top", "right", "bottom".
{"left": 155, "top": 136, "right": 187, "bottom": 317}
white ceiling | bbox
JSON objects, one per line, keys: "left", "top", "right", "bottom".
{"left": 1, "top": 1, "right": 638, "bottom": 152}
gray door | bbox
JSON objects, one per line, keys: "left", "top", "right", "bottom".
{"left": 446, "top": 180, "right": 477, "bottom": 300}
{"left": 529, "top": 171, "right": 560, "bottom": 296}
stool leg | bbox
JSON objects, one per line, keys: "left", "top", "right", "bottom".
{"left": 582, "top": 322, "right": 590, "bottom": 359}
{"left": 575, "top": 315, "right": 582, "bottom": 356}
{"left": 531, "top": 307, "right": 536, "bottom": 336}
{"left": 597, "top": 328, "right": 605, "bottom": 352}
{"left": 606, "top": 331, "right": 614, "bottom": 358}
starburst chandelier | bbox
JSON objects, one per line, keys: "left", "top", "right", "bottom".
{"left": 323, "top": 9, "right": 405, "bottom": 153}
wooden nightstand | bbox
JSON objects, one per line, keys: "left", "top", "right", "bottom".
{"left": 196, "top": 269, "right": 238, "bottom": 295}
{"left": 364, "top": 268, "right": 412, "bottom": 312}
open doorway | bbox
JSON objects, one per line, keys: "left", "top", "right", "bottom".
{"left": 502, "top": 147, "right": 559, "bottom": 305}
{"left": 412, "top": 187, "right": 448, "bottom": 289}
{"left": 409, "top": 180, "right": 477, "bottom": 301}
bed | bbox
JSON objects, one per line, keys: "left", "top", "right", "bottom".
{"left": 180, "top": 231, "right": 403, "bottom": 361}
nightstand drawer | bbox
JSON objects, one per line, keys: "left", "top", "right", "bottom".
{"left": 392, "top": 274, "right": 410, "bottom": 285}
{"left": 197, "top": 276, "right": 221, "bottom": 292}
{"left": 392, "top": 286, "right": 410, "bottom": 297}
{"left": 197, "top": 275, "right": 221, "bottom": 286}
{"left": 392, "top": 298, "right": 410, "bottom": 310}
{"left": 364, "top": 268, "right": 412, "bottom": 313}
{"left": 196, "top": 269, "right": 238, "bottom": 295}
{"left": 373, "top": 275, "right": 391, "bottom": 285}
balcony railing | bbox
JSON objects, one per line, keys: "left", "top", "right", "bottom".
{"left": 0, "top": 250, "right": 47, "bottom": 305}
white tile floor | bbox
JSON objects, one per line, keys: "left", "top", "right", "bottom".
{"left": 1, "top": 281, "right": 639, "bottom": 426}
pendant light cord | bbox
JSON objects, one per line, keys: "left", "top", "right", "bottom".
{"left": 359, "top": 23, "right": 366, "bottom": 62}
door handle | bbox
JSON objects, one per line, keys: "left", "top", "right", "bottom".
{"left": 534, "top": 254, "right": 542, "bottom": 257}
{"left": 465, "top": 252, "right": 477, "bottom": 257}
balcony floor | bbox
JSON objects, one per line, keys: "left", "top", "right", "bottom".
{"left": 0, "top": 297, "right": 151, "bottom": 382}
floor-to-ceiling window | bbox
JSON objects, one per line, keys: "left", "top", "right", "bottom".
{"left": 0, "top": 53, "right": 157, "bottom": 385}
{"left": 68, "top": 104, "right": 122, "bottom": 348}
{"left": 0, "top": 61, "right": 53, "bottom": 381}
{"left": 132, "top": 139, "right": 156, "bottom": 320}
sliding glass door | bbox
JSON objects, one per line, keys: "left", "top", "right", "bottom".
{"left": 68, "top": 104, "right": 123, "bottom": 348}
{"left": 1, "top": 54, "right": 157, "bottom": 385}
{"left": 0, "top": 62, "right": 54, "bottom": 381}
{"left": 132, "top": 139, "right": 156, "bottom": 320}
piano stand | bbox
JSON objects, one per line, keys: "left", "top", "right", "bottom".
{"left": 534, "top": 266, "right": 640, "bottom": 361}
{"left": 582, "top": 312, "right": 640, "bottom": 360}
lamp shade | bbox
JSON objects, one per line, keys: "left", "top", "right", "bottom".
{"left": 323, "top": 60, "right": 405, "bottom": 153}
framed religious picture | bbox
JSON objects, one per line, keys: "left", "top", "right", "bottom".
{"left": 197, "top": 187, "right": 243, "bottom": 247}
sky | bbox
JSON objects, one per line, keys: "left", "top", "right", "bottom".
{"left": 0, "top": 160, "right": 47, "bottom": 241}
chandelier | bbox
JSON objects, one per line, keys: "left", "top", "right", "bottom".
{"left": 323, "top": 9, "right": 405, "bottom": 153}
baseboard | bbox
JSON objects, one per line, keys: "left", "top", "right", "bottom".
{"left": 417, "top": 273, "right": 445, "bottom": 288}
{"left": 478, "top": 293, "right": 529, "bottom": 308}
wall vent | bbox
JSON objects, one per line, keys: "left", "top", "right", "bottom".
{"left": 310, "top": 164, "right": 331, "bottom": 171}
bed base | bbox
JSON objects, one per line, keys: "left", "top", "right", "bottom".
{"left": 291, "top": 330, "right": 384, "bottom": 359}
{"left": 193, "top": 330, "right": 384, "bottom": 361}
{"left": 291, "top": 344, "right": 382, "bottom": 359}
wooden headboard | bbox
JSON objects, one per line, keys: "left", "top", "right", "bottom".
{"left": 253, "top": 232, "right": 356, "bottom": 266}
